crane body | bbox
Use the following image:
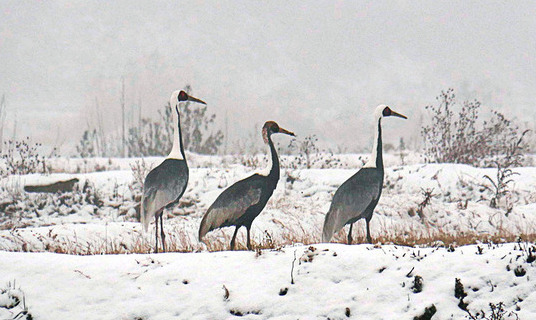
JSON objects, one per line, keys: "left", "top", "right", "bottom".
{"left": 199, "top": 121, "right": 294, "bottom": 250}
{"left": 141, "top": 90, "right": 206, "bottom": 253}
{"left": 322, "top": 105, "right": 406, "bottom": 244}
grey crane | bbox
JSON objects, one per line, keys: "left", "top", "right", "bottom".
{"left": 198, "top": 121, "right": 295, "bottom": 250}
{"left": 322, "top": 105, "right": 407, "bottom": 244}
{"left": 141, "top": 90, "right": 207, "bottom": 253}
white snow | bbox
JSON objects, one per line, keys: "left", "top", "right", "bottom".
{"left": 2, "top": 156, "right": 536, "bottom": 252}
{"left": 1, "top": 243, "right": 534, "bottom": 319}
{"left": 0, "top": 153, "right": 535, "bottom": 318}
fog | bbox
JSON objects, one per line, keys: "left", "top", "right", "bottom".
{"left": 1, "top": 1, "right": 535, "bottom": 154}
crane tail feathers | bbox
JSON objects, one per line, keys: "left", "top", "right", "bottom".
{"left": 322, "top": 209, "right": 337, "bottom": 243}
{"left": 198, "top": 214, "right": 211, "bottom": 242}
{"left": 140, "top": 195, "right": 150, "bottom": 232}
{"left": 322, "top": 224, "right": 334, "bottom": 243}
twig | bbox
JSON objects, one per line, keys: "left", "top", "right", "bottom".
{"left": 74, "top": 269, "right": 91, "bottom": 279}
{"left": 291, "top": 249, "right": 297, "bottom": 284}
{"left": 222, "top": 285, "right": 229, "bottom": 301}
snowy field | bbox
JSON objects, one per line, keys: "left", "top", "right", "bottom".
{"left": 1, "top": 243, "right": 535, "bottom": 319}
{"left": 1, "top": 153, "right": 535, "bottom": 252}
{"left": 1, "top": 153, "right": 535, "bottom": 319}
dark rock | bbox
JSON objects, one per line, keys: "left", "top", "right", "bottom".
{"left": 413, "top": 304, "right": 437, "bottom": 320}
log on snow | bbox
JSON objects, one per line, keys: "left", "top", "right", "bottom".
{"left": 24, "top": 178, "right": 80, "bottom": 193}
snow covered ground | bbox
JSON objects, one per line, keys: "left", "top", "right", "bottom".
{"left": 1, "top": 243, "right": 534, "bottom": 319}
{"left": 0, "top": 153, "right": 535, "bottom": 318}
{"left": 1, "top": 154, "right": 535, "bottom": 252}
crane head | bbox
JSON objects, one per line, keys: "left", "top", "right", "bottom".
{"left": 170, "top": 90, "right": 207, "bottom": 112}
{"left": 262, "top": 121, "right": 295, "bottom": 143}
{"left": 375, "top": 105, "right": 407, "bottom": 120}
{"left": 177, "top": 90, "right": 207, "bottom": 105}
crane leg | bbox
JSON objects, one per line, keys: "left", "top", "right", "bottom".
{"left": 154, "top": 214, "right": 159, "bottom": 254}
{"left": 230, "top": 226, "right": 239, "bottom": 251}
{"left": 347, "top": 223, "right": 353, "bottom": 245}
{"left": 246, "top": 227, "right": 252, "bottom": 251}
{"left": 366, "top": 217, "right": 372, "bottom": 244}
{"left": 160, "top": 213, "right": 166, "bottom": 252}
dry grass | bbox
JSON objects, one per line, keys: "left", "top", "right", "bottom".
{"left": 2, "top": 223, "right": 535, "bottom": 255}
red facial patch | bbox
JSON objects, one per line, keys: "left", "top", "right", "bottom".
{"left": 262, "top": 127, "right": 269, "bottom": 144}
{"left": 178, "top": 91, "right": 188, "bottom": 102}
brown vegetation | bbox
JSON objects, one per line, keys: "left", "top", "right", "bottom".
{"left": 2, "top": 224, "right": 535, "bottom": 255}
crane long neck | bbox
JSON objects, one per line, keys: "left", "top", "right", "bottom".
{"left": 267, "top": 134, "right": 280, "bottom": 180}
{"left": 364, "top": 118, "right": 383, "bottom": 169}
{"left": 168, "top": 106, "right": 186, "bottom": 161}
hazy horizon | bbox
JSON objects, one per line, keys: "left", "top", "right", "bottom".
{"left": 1, "top": 1, "right": 535, "bottom": 155}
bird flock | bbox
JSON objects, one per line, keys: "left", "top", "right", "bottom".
{"left": 142, "top": 90, "right": 407, "bottom": 252}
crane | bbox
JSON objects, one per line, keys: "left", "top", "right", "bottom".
{"left": 322, "top": 105, "right": 407, "bottom": 244}
{"left": 199, "top": 121, "right": 294, "bottom": 250}
{"left": 141, "top": 90, "right": 207, "bottom": 253}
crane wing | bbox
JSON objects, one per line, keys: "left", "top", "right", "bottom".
{"left": 322, "top": 168, "right": 382, "bottom": 242}
{"left": 199, "top": 174, "right": 263, "bottom": 240}
{"left": 141, "top": 159, "right": 188, "bottom": 231}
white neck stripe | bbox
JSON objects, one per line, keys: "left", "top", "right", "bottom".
{"left": 167, "top": 106, "right": 184, "bottom": 160}
{"left": 363, "top": 118, "right": 380, "bottom": 168}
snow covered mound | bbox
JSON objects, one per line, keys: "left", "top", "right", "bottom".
{"left": 0, "top": 243, "right": 534, "bottom": 319}
{"left": 1, "top": 157, "right": 536, "bottom": 252}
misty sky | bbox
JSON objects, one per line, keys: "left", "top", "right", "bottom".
{"left": 1, "top": 1, "right": 535, "bottom": 154}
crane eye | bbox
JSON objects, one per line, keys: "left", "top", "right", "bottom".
{"left": 382, "top": 107, "right": 392, "bottom": 117}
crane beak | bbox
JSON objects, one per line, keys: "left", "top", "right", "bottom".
{"left": 279, "top": 127, "right": 295, "bottom": 136}
{"left": 391, "top": 110, "right": 407, "bottom": 119}
{"left": 187, "top": 95, "right": 207, "bottom": 105}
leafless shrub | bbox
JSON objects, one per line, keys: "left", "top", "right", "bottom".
{"left": 0, "top": 280, "right": 32, "bottom": 320}
{"left": 422, "top": 89, "right": 529, "bottom": 167}
{"left": 481, "top": 130, "right": 529, "bottom": 210}
{"left": 125, "top": 118, "right": 171, "bottom": 157}
{"left": 289, "top": 135, "right": 319, "bottom": 169}
{"left": 76, "top": 131, "right": 122, "bottom": 158}
{"left": 76, "top": 129, "right": 99, "bottom": 158}
{"left": 127, "top": 85, "right": 223, "bottom": 157}
{"left": 1, "top": 137, "right": 56, "bottom": 176}
{"left": 175, "top": 85, "right": 224, "bottom": 155}
{"left": 416, "top": 188, "right": 437, "bottom": 221}
{"left": 398, "top": 137, "right": 407, "bottom": 166}
{"left": 77, "top": 85, "right": 224, "bottom": 158}
{"left": 287, "top": 135, "right": 343, "bottom": 169}
{"left": 129, "top": 159, "right": 153, "bottom": 194}
{"left": 465, "top": 302, "right": 519, "bottom": 320}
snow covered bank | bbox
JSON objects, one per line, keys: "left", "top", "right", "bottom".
{"left": 0, "top": 243, "right": 534, "bottom": 319}
{"left": 1, "top": 161, "right": 535, "bottom": 252}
